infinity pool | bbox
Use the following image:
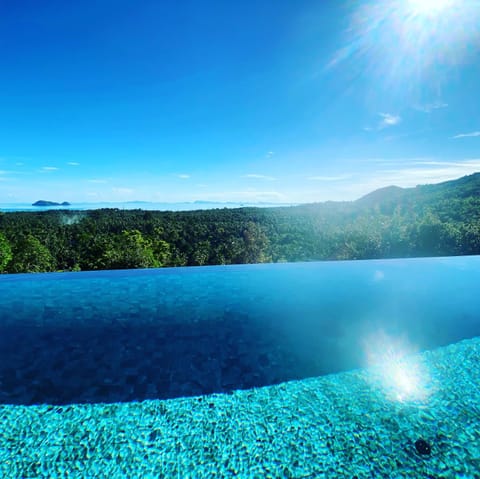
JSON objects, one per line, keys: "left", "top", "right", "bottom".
{"left": 0, "top": 257, "right": 479, "bottom": 476}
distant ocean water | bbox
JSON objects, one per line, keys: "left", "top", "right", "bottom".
{"left": 0, "top": 201, "right": 296, "bottom": 213}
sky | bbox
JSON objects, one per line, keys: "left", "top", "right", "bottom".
{"left": 0, "top": 0, "right": 480, "bottom": 204}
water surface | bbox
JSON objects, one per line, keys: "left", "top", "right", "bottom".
{"left": 0, "top": 256, "right": 479, "bottom": 405}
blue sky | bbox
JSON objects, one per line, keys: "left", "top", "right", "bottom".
{"left": 1, "top": 0, "right": 479, "bottom": 203}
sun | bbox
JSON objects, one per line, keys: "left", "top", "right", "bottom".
{"left": 407, "top": 0, "right": 454, "bottom": 15}
{"left": 329, "top": 0, "right": 479, "bottom": 98}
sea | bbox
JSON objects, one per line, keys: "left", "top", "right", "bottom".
{"left": 0, "top": 201, "right": 295, "bottom": 213}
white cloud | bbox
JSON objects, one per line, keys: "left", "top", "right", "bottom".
{"left": 41, "top": 166, "right": 59, "bottom": 171}
{"left": 88, "top": 179, "right": 108, "bottom": 184}
{"left": 67, "top": 162, "right": 80, "bottom": 166}
{"left": 414, "top": 102, "right": 448, "bottom": 113}
{"left": 242, "top": 174, "right": 276, "bottom": 181}
{"left": 177, "top": 174, "right": 190, "bottom": 179}
{"left": 365, "top": 113, "right": 401, "bottom": 132}
{"left": 307, "top": 174, "right": 352, "bottom": 181}
{"left": 266, "top": 151, "right": 275, "bottom": 158}
{"left": 379, "top": 113, "right": 401, "bottom": 129}
{"left": 452, "top": 131, "right": 480, "bottom": 139}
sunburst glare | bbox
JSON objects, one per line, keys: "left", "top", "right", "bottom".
{"left": 328, "top": 0, "right": 480, "bottom": 98}
{"left": 407, "top": 0, "right": 454, "bottom": 15}
{"left": 364, "top": 331, "right": 433, "bottom": 403}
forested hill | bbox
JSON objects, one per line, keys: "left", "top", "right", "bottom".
{"left": 0, "top": 173, "right": 479, "bottom": 273}
{"left": 357, "top": 172, "right": 480, "bottom": 208}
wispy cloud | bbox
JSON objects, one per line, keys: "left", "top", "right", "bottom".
{"left": 452, "top": 131, "right": 480, "bottom": 139}
{"left": 198, "top": 190, "right": 287, "bottom": 202}
{"left": 296, "top": 158, "right": 480, "bottom": 203}
{"left": 41, "top": 166, "right": 59, "bottom": 171}
{"left": 379, "top": 113, "right": 401, "bottom": 129}
{"left": 352, "top": 159, "right": 480, "bottom": 196}
{"left": 266, "top": 151, "right": 275, "bottom": 158}
{"left": 242, "top": 174, "right": 276, "bottom": 181}
{"left": 307, "top": 174, "right": 352, "bottom": 181}
{"left": 365, "top": 113, "right": 401, "bottom": 132}
{"left": 112, "top": 187, "right": 134, "bottom": 195}
{"left": 412, "top": 160, "right": 474, "bottom": 167}
{"left": 0, "top": 170, "right": 20, "bottom": 183}
{"left": 414, "top": 101, "right": 448, "bottom": 113}
{"left": 67, "top": 162, "right": 80, "bottom": 166}
{"left": 88, "top": 179, "right": 108, "bottom": 184}
{"left": 177, "top": 174, "right": 190, "bottom": 179}
{"left": 382, "top": 162, "right": 480, "bottom": 185}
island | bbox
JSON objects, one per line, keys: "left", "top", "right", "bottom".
{"left": 32, "top": 200, "right": 71, "bottom": 207}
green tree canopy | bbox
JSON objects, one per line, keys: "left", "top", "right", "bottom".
{"left": 8, "top": 235, "right": 55, "bottom": 273}
{"left": 100, "top": 229, "right": 160, "bottom": 270}
{"left": 0, "top": 232, "right": 12, "bottom": 272}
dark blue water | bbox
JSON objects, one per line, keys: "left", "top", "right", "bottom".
{"left": 0, "top": 257, "right": 479, "bottom": 405}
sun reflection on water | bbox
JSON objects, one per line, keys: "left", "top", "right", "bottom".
{"left": 364, "top": 331, "right": 432, "bottom": 403}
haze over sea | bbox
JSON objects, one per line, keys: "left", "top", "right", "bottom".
{"left": 0, "top": 201, "right": 295, "bottom": 213}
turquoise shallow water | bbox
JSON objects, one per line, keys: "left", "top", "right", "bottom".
{"left": 0, "top": 337, "right": 479, "bottom": 477}
{"left": 0, "top": 257, "right": 479, "bottom": 476}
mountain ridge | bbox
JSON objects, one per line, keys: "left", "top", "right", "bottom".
{"left": 356, "top": 172, "right": 480, "bottom": 206}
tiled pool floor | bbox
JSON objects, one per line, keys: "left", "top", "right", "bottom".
{"left": 2, "top": 258, "right": 480, "bottom": 407}
{"left": 1, "top": 336, "right": 479, "bottom": 478}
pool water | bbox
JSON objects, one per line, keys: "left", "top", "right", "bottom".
{"left": 0, "top": 257, "right": 479, "bottom": 476}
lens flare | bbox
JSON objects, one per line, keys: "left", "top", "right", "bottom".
{"left": 327, "top": 0, "right": 480, "bottom": 99}
{"left": 407, "top": 0, "right": 454, "bottom": 14}
{"left": 364, "top": 331, "right": 431, "bottom": 402}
